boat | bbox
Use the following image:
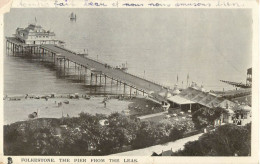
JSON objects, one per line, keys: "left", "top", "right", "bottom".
{"left": 70, "top": 12, "right": 77, "bottom": 21}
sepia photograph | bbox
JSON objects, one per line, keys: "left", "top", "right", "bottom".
{"left": 2, "top": 7, "right": 254, "bottom": 158}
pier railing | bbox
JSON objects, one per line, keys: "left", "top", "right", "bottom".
{"left": 54, "top": 45, "right": 171, "bottom": 91}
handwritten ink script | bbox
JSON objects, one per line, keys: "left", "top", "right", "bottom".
{"left": 54, "top": 0, "right": 68, "bottom": 7}
{"left": 14, "top": 0, "right": 245, "bottom": 8}
{"left": 84, "top": 0, "right": 107, "bottom": 7}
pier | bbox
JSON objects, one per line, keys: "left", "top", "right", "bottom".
{"left": 6, "top": 37, "right": 172, "bottom": 103}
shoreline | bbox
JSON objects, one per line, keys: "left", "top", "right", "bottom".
{"left": 4, "top": 93, "right": 163, "bottom": 125}
{"left": 3, "top": 92, "right": 135, "bottom": 100}
{"left": 4, "top": 94, "right": 135, "bottom": 125}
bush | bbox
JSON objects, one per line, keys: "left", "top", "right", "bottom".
{"left": 192, "top": 107, "right": 226, "bottom": 129}
{"left": 172, "top": 123, "right": 251, "bottom": 156}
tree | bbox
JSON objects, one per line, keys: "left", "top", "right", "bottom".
{"left": 169, "top": 127, "right": 184, "bottom": 142}
{"left": 192, "top": 107, "right": 226, "bottom": 129}
{"left": 132, "top": 121, "right": 156, "bottom": 149}
{"left": 172, "top": 123, "right": 251, "bottom": 156}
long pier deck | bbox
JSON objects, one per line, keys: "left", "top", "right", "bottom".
{"left": 6, "top": 37, "right": 172, "bottom": 102}
{"left": 41, "top": 45, "right": 169, "bottom": 95}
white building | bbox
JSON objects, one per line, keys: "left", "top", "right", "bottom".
{"left": 15, "top": 24, "right": 64, "bottom": 46}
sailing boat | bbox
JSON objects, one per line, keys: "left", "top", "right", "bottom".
{"left": 70, "top": 12, "right": 77, "bottom": 21}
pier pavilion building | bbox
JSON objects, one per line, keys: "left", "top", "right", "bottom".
{"left": 14, "top": 24, "right": 64, "bottom": 46}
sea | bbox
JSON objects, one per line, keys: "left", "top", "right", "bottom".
{"left": 4, "top": 8, "right": 252, "bottom": 95}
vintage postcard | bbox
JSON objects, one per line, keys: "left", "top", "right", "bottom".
{"left": 0, "top": 0, "right": 259, "bottom": 163}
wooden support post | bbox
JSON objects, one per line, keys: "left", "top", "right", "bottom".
{"left": 12, "top": 43, "right": 14, "bottom": 55}
{"left": 18, "top": 46, "right": 20, "bottom": 55}
{"left": 79, "top": 66, "right": 81, "bottom": 80}
{"left": 8, "top": 41, "right": 10, "bottom": 54}
{"left": 63, "top": 59, "right": 66, "bottom": 76}
{"left": 11, "top": 42, "right": 12, "bottom": 54}
{"left": 136, "top": 89, "right": 138, "bottom": 95}
{"left": 9, "top": 42, "right": 11, "bottom": 54}
{"left": 14, "top": 44, "right": 16, "bottom": 56}
{"left": 99, "top": 74, "right": 102, "bottom": 85}
{"left": 16, "top": 44, "right": 20, "bottom": 56}
{"left": 104, "top": 75, "right": 107, "bottom": 85}
{"left": 90, "top": 73, "right": 93, "bottom": 83}
{"left": 124, "top": 83, "right": 126, "bottom": 94}
{"left": 15, "top": 44, "right": 18, "bottom": 55}
{"left": 13, "top": 43, "right": 15, "bottom": 55}
{"left": 13, "top": 44, "right": 15, "bottom": 55}
{"left": 95, "top": 74, "right": 98, "bottom": 84}
{"left": 130, "top": 87, "right": 132, "bottom": 97}
{"left": 64, "top": 59, "right": 66, "bottom": 70}
{"left": 143, "top": 90, "right": 145, "bottom": 96}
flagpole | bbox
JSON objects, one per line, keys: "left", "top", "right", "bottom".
{"left": 187, "top": 73, "right": 189, "bottom": 88}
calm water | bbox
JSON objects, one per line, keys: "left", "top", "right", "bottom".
{"left": 4, "top": 56, "right": 129, "bottom": 95}
{"left": 4, "top": 9, "right": 252, "bottom": 95}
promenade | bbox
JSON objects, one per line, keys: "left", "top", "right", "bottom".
{"left": 110, "top": 133, "right": 203, "bottom": 156}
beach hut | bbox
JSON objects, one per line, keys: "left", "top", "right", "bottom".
{"left": 75, "top": 93, "right": 79, "bottom": 99}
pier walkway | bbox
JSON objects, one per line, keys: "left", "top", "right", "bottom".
{"left": 5, "top": 36, "right": 172, "bottom": 102}
{"left": 40, "top": 44, "right": 170, "bottom": 99}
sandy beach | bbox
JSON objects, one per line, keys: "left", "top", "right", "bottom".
{"left": 4, "top": 96, "right": 131, "bottom": 125}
